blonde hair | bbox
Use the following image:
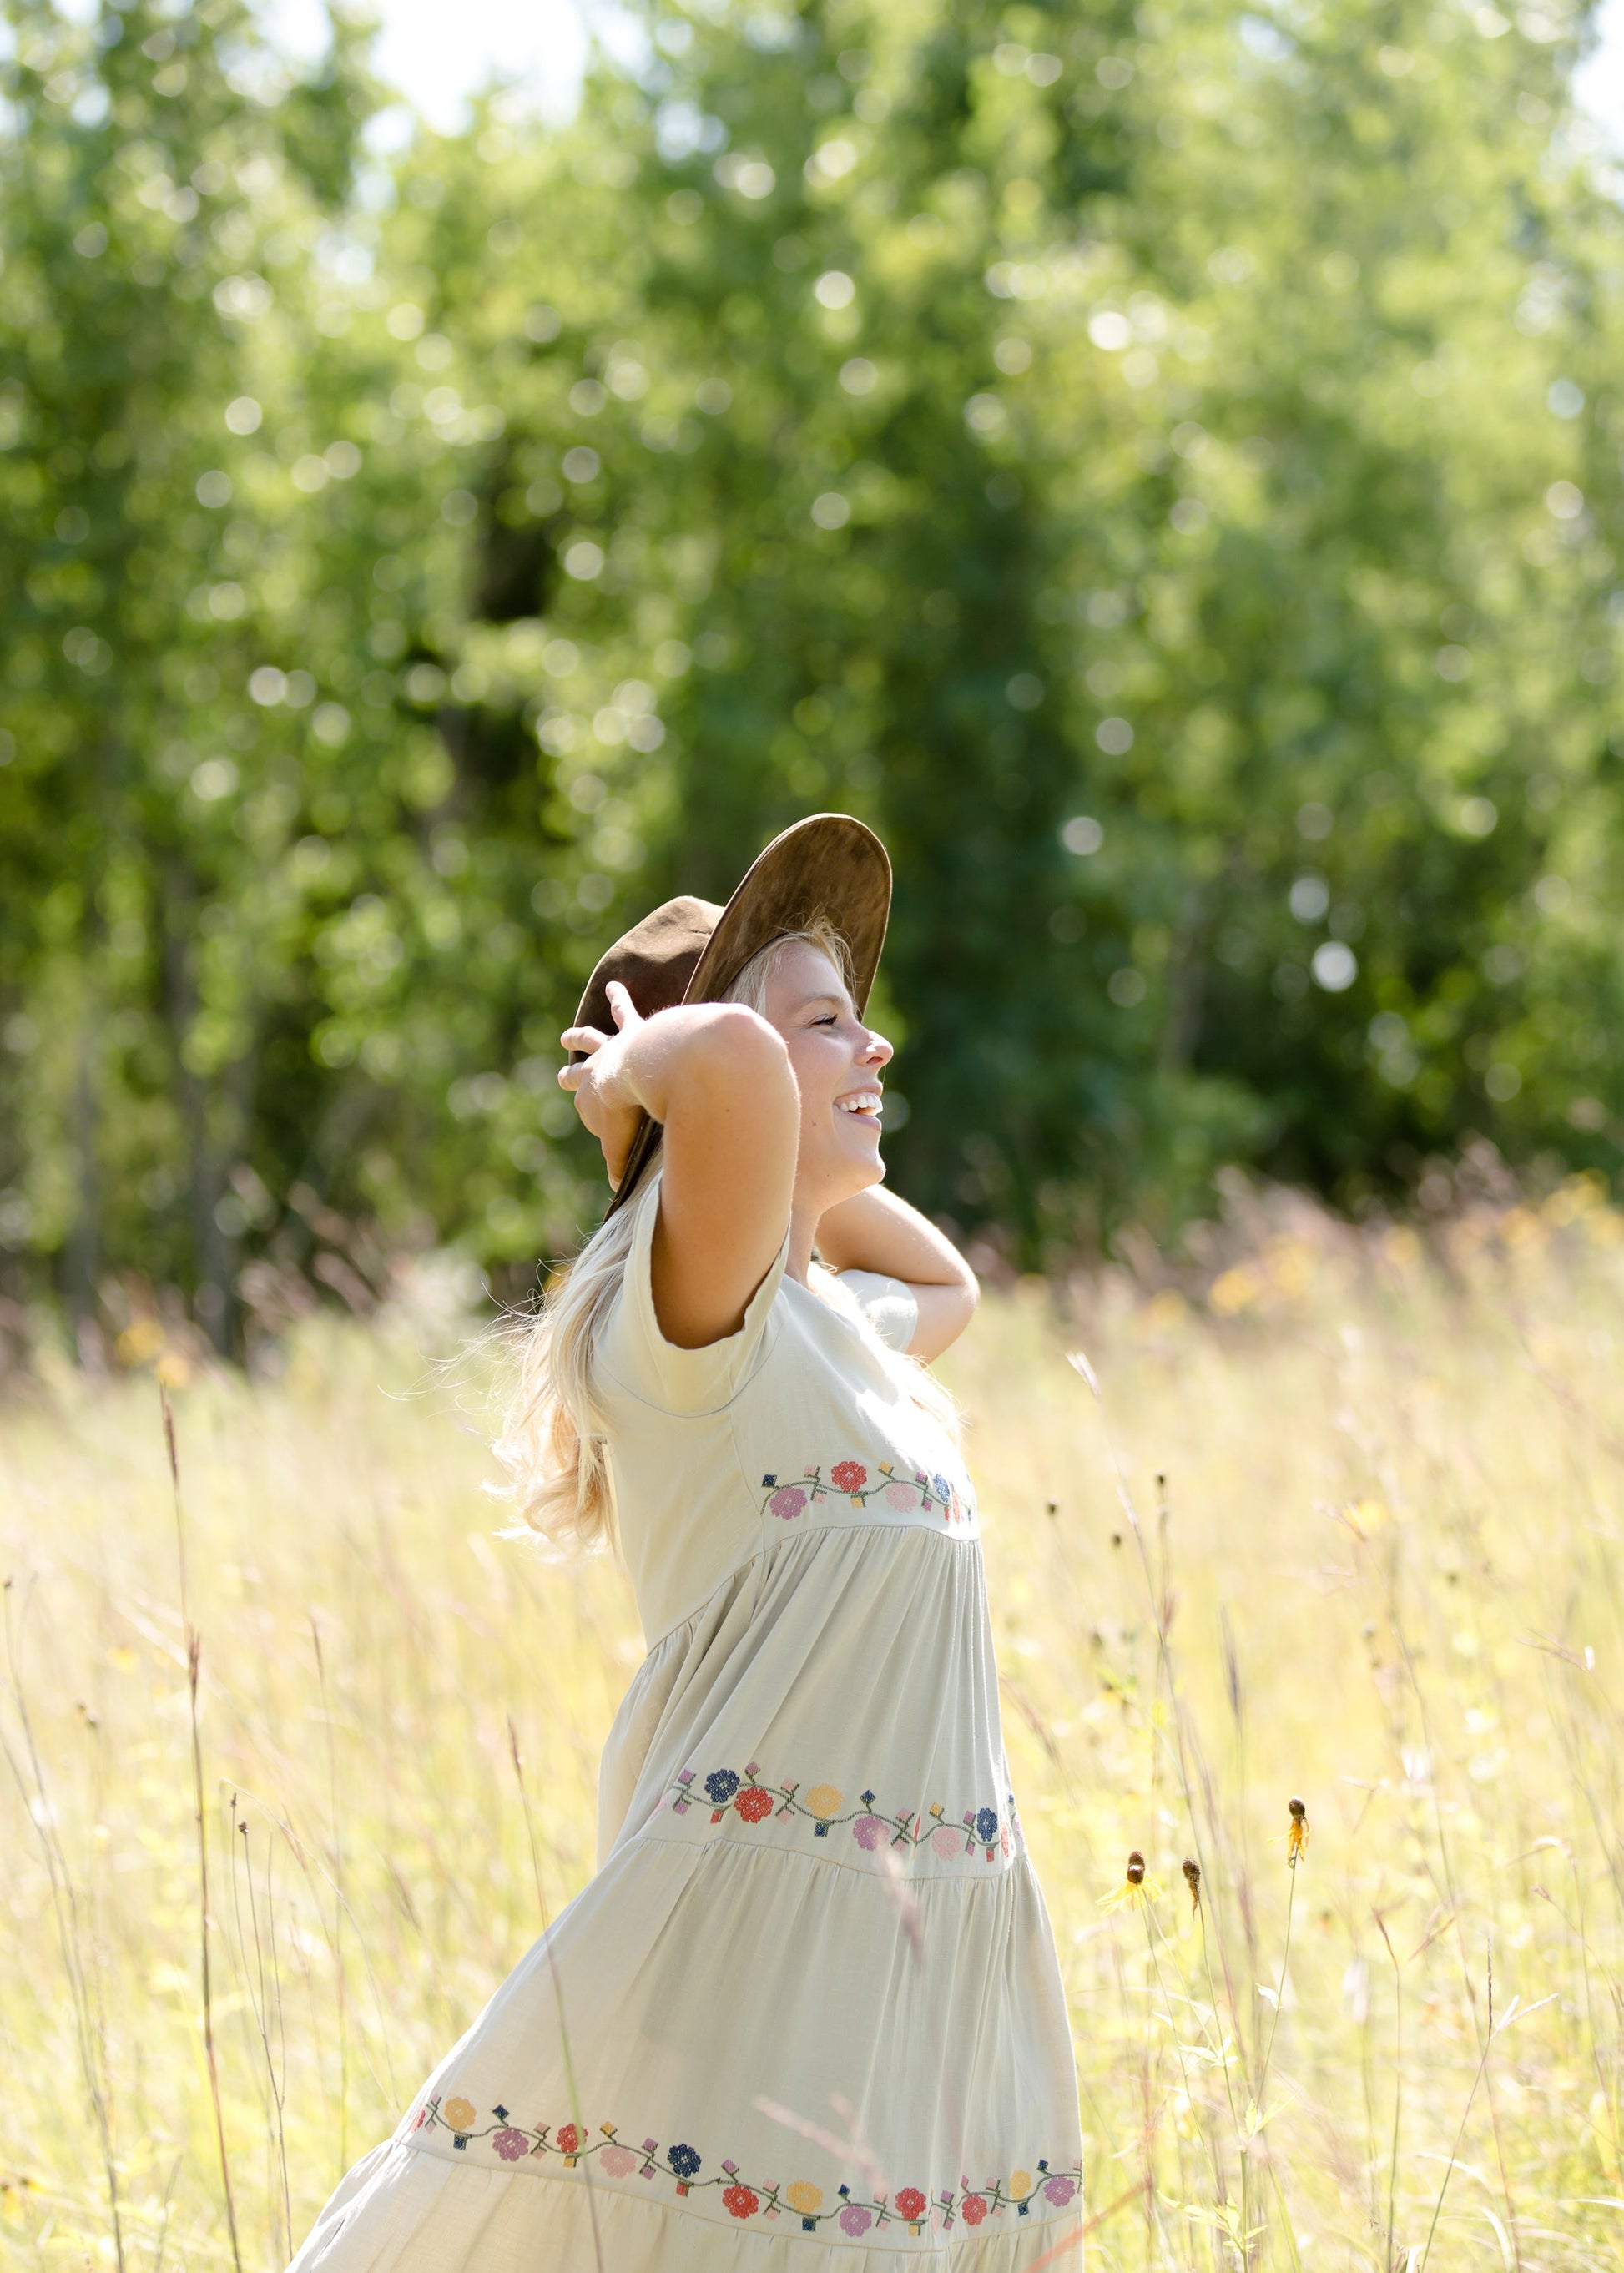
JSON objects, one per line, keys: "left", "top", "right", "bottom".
{"left": 492, "top": 921, "right": 855, "bottom": 1554}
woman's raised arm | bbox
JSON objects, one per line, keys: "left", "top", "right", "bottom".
{"left": 560, "top": 982, "right": 799, "bottom": 1348}
{"left": 814, "top": 1185, "right": 979, "bottom": 1360}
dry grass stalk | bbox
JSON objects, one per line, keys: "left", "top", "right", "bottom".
{"left": 0, "top": 1182, "right": 1620, "bottom": 2264}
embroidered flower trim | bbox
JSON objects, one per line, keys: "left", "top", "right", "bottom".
{"left": 759, "top": 1459, "right": 973, "bottom": 1529}
{"left": 668, "top": 1762, "right": 1020, "bottom": 1863}
{"left": 412, "top": 2100, "right": 1081, "bottom": 2235}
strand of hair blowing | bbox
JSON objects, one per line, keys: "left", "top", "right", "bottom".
{"left": 492, "top": 925, "right": 850, "bottom": 1554}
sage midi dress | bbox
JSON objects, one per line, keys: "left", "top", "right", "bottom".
{"left": 290, "top": 1173, "right": 1082, "bottom": 2270}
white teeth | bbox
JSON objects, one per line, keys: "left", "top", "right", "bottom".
{"left": 839, "top": 1094, "right": 882, "bottom": 1116}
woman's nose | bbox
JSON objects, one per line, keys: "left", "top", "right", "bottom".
{"left": 861, "top": 1027, "right": 894, "bottom": 1067}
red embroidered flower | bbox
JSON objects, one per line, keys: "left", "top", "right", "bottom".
{"left": 734, "top": 1785, "right": 774, "bottom": 1823}
{"left": 722, "top": 2183, "right": 760, "bottom": 2220}
{"left": 557, "top": 2124, "right": 581, "bottom": 2155}
{"left": 830, "top": 1459, "right": 867, "bottom": 1493}
{"left": 961, "top": 2194, "right": 988, "bottom": 2226}
{"left": 896, "top": 2186, "right": 927, "bottom": 2220}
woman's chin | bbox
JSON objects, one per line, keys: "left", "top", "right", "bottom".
{"left": 810, "top": 1139, "right": 886, "bottom": 1205}
{"left": 846, "top": 1136, "right": 888, "bottom": 1189}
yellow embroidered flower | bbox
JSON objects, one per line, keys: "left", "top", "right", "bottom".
{"left": 1286, "top": 1795, "right": 1309, "bottom": 1867}
{"left": 1101, "top": 1849, "right": 1163, "bottom": 1913}
{"left": 1008, "top": 2169, "right": 1032, "bottom": 2200}
{"left": 805, "top": 1784, "right": 843, "bottom": 1819}
{"left": 443, "top": 2097, "right": 477, "bottom": 2131}
{"left": 786, "top": 2180, "right": 823, "bottom": 2215}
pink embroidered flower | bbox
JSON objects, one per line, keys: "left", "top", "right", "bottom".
{"left": 961, "top": 2195, "right": 988, "bottom": 2226}
{"left": 769, "top": 1485, "right": 808, "bottom": 1520}
{"left": 556, "top": 2124, "right": 581, "bottom": 2155}
{"left": 1043, "top": 2175, "right": 1077, "bottom": 2207}
{"left": 734, "top": 1785, "right": 774, "bottom": 1823}
{"left": 838, "top": 2204, "right": 873, "bottom": 2235}
{"left": 932, "top": 1824, "right": 961, "bottom": 1860}
{"left": 600, "top": 2145, "right": 637, "bottom": 2178}
{"left": 884, "top": 1481, "right": 915, "bottom": 1511}
{"left": 412, "top": 2105, "right": 428, "bottom": 2130}
{"left": 1001, "top": 1826, "right": 1012, "bottom": 1858}
{"left": 830, "top": 1459, "right": 867, "bottom": 1493}
{"left": 851, "top": 1814, "right": 885, "bottom": 1850}
{"left": 492, "top": 2128, "right": 529, "bottom": 2161}
{"left": 896, "top": 2186, "right": 927, "bottom": 2221}
{"left": 722, "top": 2184, "right": 760, "bottom": 2220}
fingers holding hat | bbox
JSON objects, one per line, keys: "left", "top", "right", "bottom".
{"left": 559, "top": 980, "right": 643, "bottom": 1081}
{"left": 557, "top": 980, "right": 648, "bottom": 1185}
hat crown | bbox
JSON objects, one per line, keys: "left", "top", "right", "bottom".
{"left": 576, "top": 895, "right": 724, "bottom": 1034}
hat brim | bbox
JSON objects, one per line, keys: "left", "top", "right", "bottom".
{"left": 608, "top": 813, "right": 891, "bottom": 1214}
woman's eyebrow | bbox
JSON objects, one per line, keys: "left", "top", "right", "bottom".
{"left": 797, "top": 990, "right": 849, "bottom": 1014}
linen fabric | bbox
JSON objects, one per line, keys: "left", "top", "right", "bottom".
{"left": 289, "top": 1176, "right": 1083, "bottom": 2269}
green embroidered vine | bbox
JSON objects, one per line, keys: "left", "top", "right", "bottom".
{"left": 413, "top": 2097, "right": 1082, "bottom": 2236}
{"left": 666, "top": 1760, "right": 1020, "bottom": 1864}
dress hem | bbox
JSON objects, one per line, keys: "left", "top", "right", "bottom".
{"left": 292, "top": 2133, "right": 1086, "bottom": 2270}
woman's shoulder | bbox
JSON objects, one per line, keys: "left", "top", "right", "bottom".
{"left": 593, "top": 1171, "right": 791, "bottom": 1420}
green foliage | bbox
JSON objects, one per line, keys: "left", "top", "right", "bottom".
{"left": 3, "top": 0, "right": 1624, "bottom": 1343}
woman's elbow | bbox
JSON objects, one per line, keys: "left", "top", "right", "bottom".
{"left": 947, "top": 1270, "right": 981, "bottom": 1335}
{"left": 673, "top": 1004, "right": 793, "bottom": 1109}
{"left": 912, "top": 1273, "right": 978, "bottom": 1358}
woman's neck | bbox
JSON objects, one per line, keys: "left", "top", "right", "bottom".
{"left": 785, "top": 1199, "right": 820, "bottom": 1286}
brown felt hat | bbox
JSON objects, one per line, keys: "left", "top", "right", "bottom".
{"left": 572, "top": 813, "right": 892, "bottom": 1215}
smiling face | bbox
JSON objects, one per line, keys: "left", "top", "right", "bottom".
{"left": 756, "top": 938, "right": 894, "bottom": 1212}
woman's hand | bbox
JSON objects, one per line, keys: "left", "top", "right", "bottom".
{"left": 559, "top": 980, "right": 648, "bottom": 1188}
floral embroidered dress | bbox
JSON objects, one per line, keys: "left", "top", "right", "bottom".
{"left": 290, "top": 1174, "right": 1082, "bottom": 2270}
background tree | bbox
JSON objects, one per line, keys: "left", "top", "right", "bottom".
{"left": 3, "top": 0, "right": 1624, "bottom": 1345}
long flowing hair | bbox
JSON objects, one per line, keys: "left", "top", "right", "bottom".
{"left": 493, "top": 920, "right": 870, "bottom": 1554}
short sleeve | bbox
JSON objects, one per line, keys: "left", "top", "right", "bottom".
{"left": 835, "top": 1267, "right": 919, "bottom": 1354}
{"left": 593, "top": 1172, "right": 790, "bottom": 1416}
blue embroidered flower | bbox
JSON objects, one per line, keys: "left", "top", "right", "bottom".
{"left": 668, "top": 2143, "right": 701, "bottom": 2179}
{"left": 975, "top": 1805, "right": 999, "bottom": 1843}
{"left": 931, "top": 1474, "right": 951, "bottom": 1506}
{"left": 704, "top": 1769, "right": 739, "bottom": 1805}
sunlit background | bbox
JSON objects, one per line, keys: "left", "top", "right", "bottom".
{"left": 260, "top": 0, "right": 1624, "bottom": 139}
{"left": 9, "top": 0, "right": 1624, "bottom": 1348}
{"left": 12, "top": 12, "right": 1624, "bottom": 2271}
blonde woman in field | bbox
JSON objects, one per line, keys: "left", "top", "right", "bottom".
{"left": 290, "top": 815, "right": 1082, "bottom": 2269}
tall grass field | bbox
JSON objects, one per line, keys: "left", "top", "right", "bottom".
{"left": 4, "top": 1178, "right": 1623, "bottom": 2269}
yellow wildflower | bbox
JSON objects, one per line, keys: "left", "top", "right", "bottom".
{"left": 1286, "top": 1795, "right": 1309, "bottom": 1867}
{"left": 1102, "top": 1848, "right": 1163, "bottom": 1912}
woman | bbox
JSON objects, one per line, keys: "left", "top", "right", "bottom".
{"left": 291, "top": 815, "right": 1082, "bottom": 2268}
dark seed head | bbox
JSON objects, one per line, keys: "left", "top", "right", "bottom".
{"left": 1289, "top": 1795, "right": 1307, "bottom": 1822}
{"left": 1126, "top": 1849, "right": 1146, "bottom": 1884}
